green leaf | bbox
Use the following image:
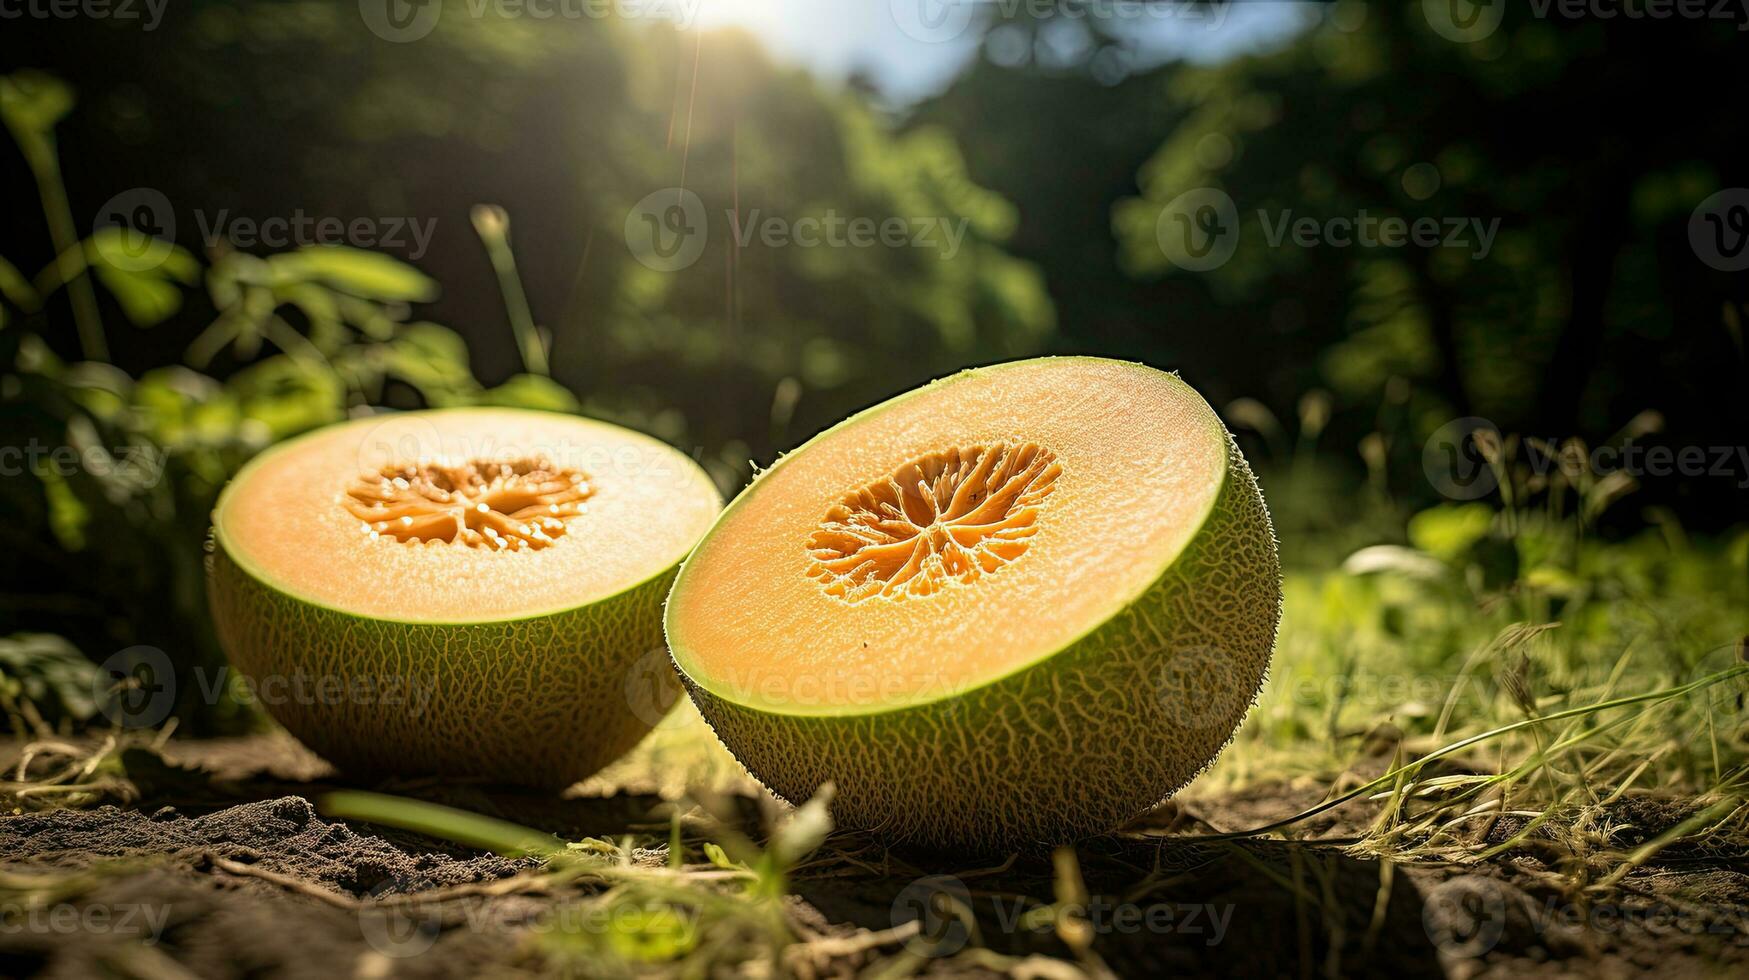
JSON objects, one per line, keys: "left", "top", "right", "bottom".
{"left": 477, "top": 373, "right": 580, "bottom": 412}
{"left": 56, "top": 360, "right": 134, "bottom": 422}
{"left": 86, "top": 227, "right": 201, "bottom": 282}
{"left": 83, "top": 230, "right": 200, "bottom": 327}
{"left": 0, "top": 254, "right": 37, "bottom": 310}
{"left": 376, "top": 322, "right": 478, "bottom": 403}
{"left": 280, "top": 282, "right": 345, "bottom": 350}
{"left": 227, "top": 355, "right": 345, "bottom": 439}
{"left": 0, "top": 71, "right": 75, "bottom": 150}
{"left": 276, "top": 246, "right": 438, "bottom": 302}
{"left": 602, "top": 901, "right": 697, "bottom": 963}
{"left": 701, "top": 842, "right": 736, "bottom": 870}
{"left": 0, "top": 633, "right": 100, "bottom": 724}
{"left": 93, "top": 265, "right": 182, "bottom": 327}
{"left": 38, "top": 466, "right": 89, "bottom": 552}
{"left": 767, "top": 783, "right": 834, "bottom": 868}
{"left": 1523, "top": 565, "right": 1583, "bottom": 598}
{"left": 133, "top": 366, "right": 241, "bottom": 449}
{"left": 1407, "top": 503, "right": 1496, "bottom": 561}
{"left": 393, "top": 321, "right": 470, "bottom": 365}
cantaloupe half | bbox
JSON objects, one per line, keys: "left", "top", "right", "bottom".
{"left": 207, "top": 408, "right": 720, "bottom": 787}
{"left": 666, "top": 358, "right": 1280, "bottom": 847}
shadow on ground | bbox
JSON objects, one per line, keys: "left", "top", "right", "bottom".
{"left": 6, "top": 735, "right": 1746, "bottom": 977}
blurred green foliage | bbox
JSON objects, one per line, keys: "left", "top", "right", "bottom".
{"left": 0, "top": 71, "right": 595, "bottom": 729}
{"left": 1, "top": 8, "right": 1055, "bottom": 484}
{"left": 915, "top": 1, "right": 1746, "bottom": 529}
{"left": 1, "top": 3, "right": 1745, "bottom": 735}
{"left": 0, "top": 11, "right": 1055, "bottom": 730}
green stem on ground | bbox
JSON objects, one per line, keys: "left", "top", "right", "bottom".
{"left": 318, "top": 789, "right": 563, "bottom": 857}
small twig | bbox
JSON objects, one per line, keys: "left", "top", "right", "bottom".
{"left": 206, "top": 855, "right": 360, "bottom": 909}
{"left": 785, "top": 920, "right": 918, "bottom": 966}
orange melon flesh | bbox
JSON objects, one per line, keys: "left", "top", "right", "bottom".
{"left": 215, "top": 408, "right": 720, "bottom": 622}
{"left": 669, "top": 358, "right": 1231, "bottom": 715}
{"left": 207, "top": 408, "right": 722, "bottom": 788}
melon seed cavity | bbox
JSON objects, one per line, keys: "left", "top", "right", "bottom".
{"left": 807, "top": 443, "right": 1061, "bottom": 602}
{"left": 345, "top": 457, "right": 593, "bottom": 551}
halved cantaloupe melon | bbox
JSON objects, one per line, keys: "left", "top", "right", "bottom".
{"left": 666, "top": 358, "right": 1280, "bottom": 847}
{"left": 208, "top": 408, "right": 720, "bottom": 787}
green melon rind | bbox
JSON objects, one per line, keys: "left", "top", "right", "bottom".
{"left": 208, "top": 543, "right": 678, "bottom": 788}
{"left": 668, "top": 372, "right": 1281, "bottom": 847}
{"left": 205, "top": 409, "right": 718, "bottom": 788}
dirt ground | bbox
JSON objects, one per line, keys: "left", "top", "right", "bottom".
{"left": 2, "top": 734, "right": 1746, "bottom": 979}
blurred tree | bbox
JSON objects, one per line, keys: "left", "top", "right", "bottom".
{"left": 0, "top": 4, "right": 1053, "bottom": 487}
{"left": 914, "top": 1, "right": 1748, "bottom": 526}
{"left": 0, "top": 6, "right": 1055, "bottom": 727}
{"left": 579, "top": 28, "right": 1053, "bottom": 483}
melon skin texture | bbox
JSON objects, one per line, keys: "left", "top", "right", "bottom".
{"left": 668, "top": 361, "right": 1281, "bottom": 849}
{"left": 208, "top": 548, "right": 673, "bottom": 788}
{"left": 205, "top": 408, "right": 721, "bottom": 789}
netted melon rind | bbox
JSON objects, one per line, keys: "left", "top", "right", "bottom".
{"left": 678, "top": 434, "right": 1280, "bottom": 849}
{"left": 207, "top": 545, "right": 676, "bottom": 788}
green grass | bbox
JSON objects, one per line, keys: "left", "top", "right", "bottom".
{"left": 7, "top": 454, "right": 1748, "bottom": 975}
